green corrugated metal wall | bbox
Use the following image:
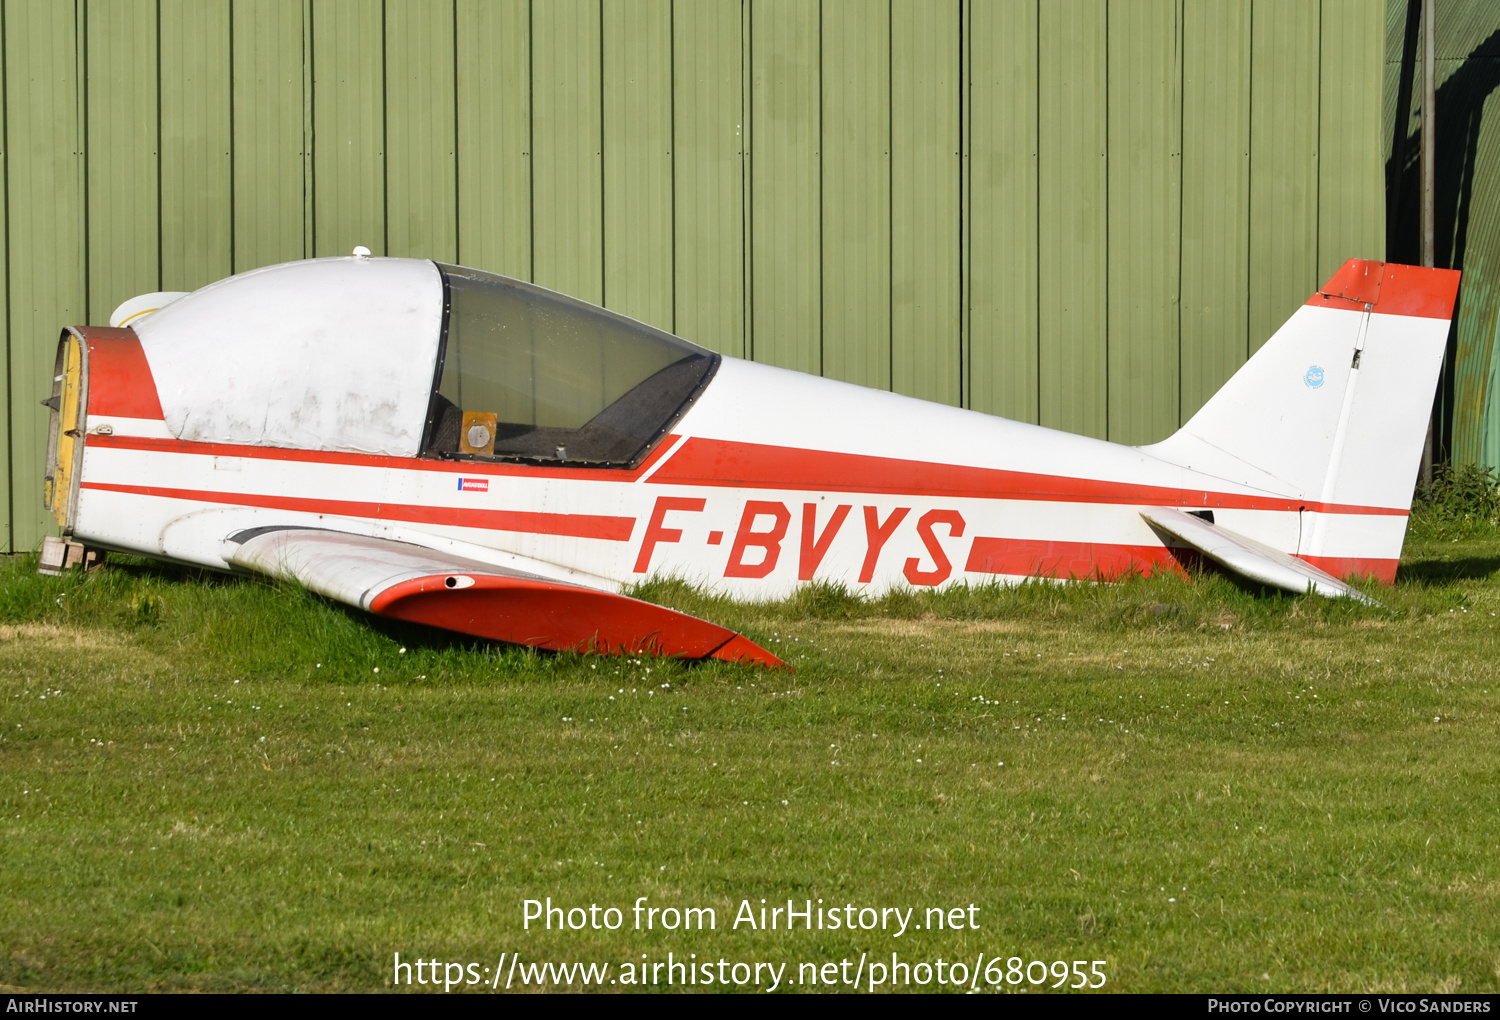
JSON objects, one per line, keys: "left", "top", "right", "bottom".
{"left": 0, "top": 0, "right": 1387, "bottom": 553}
{"left": 1383, "top": 0, "right": 1500, "bottom": 470}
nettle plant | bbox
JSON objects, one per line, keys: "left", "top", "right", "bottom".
{"left": 1411, "top": 463, "right": 1500, "bottom": 535}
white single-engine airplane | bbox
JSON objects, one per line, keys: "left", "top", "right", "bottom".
{"left": 40, "top": 254, "right": 1459, "bottom": 668}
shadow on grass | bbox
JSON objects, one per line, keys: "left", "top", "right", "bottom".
{"left": 1397, "top": 555, "right": 1500, "bottom": 584}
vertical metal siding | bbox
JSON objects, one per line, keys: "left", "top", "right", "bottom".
{"left": 1037, "top": 0, "right": 1108, "bottom": 440}
{"left": 1179, "top": 0, "right": 1251, "bottom": 423}
{"left": 671, "top": 0, "right": 744, "bottom": 357}
{"left": 311, "top": 0, "right": 385, "bottom": 257}
{"left": 1248, "top": 0, "right": 1323, "bottom": 355}
{"left": 964, "top": 0, "right": 1038, "bottom": 424}
{"left": 0, "top": 0, "right": 1396, "bottom": 549}
{"left": 454, "top": 0, "right": 530, "bottom": 279}
{"left": 1383, "top": 0, "right": 1500, "bottom": 470}
{"left": 891, "top": 0, "right": 959, "bottom": 406}
{"left": 749, "top": 0, "right": 820, "bottom": 375}
{"left": 820, "top": 0, "right": 889, "bottom": 391}
{"left": 1318, "top": 0, "right": 1385, "bottom": 285}
{"left": 6, "top": 0, "right": 85, "bottom": 553}
{"left": 86, "top": 0, "right": 159, "bottom": 323}
{"left": 160, "top": 0, "right": 232, "bottom": 293}
{"left": 602, "top": 0, "right": 673, "bottom": 329}
{"left": 230, "top": 0, "right": 308, "bottom": 273}
{"left": 1106, "top": 0, "right": 1182, "bottom": 445}
{"left": 384, "top": 0, "right": 457, "bottom": 263}
{"left": 531, "top": 0, "right": 602, "bottom": 305}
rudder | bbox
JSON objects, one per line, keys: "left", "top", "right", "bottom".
{"left": 1146, "top": 259, "right": 1461, "bottom": 580}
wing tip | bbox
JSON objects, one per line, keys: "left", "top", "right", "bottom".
{"left": 709, "top": 633, "right": 789, "bottom": 670}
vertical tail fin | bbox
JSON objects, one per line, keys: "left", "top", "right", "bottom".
{"left": 1146, "top": 260, "right": 1461, "bottom": 579}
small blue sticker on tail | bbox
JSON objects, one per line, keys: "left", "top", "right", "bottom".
{"left": 1304, "top": 365, "right": 1325, "bottom": 388}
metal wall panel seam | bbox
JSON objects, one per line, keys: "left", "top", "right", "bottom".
{"left": 227, "top": 0, "right": 235, "bottom": 273}
{"left": 451, "top": 0, "right": 460, "bottom": 264}
{"left": 669, "top": 0, "right": 675, "bottom": 335}
{"left": 742, "top": 0, "right": 752, "bottom": 363}
{"left": 529, "top": 0, "right": 535, "bottom": 281}
{"left": 381, "top": 0, "right": 388, "bottom": 257}
{"left": 1032, "top": 0, "right": 1044, "bottom": 423}
{"left": 598, "top": 0, "right": 604, "bottom": 309}
{"left": 1315, "top": 0, "right": 1322, "bottom": 282}
{"left": 0, "top": 0, "right": 9, "bottom": 549}
{"left": 155, "top": 0, "right": 163, "bottom": 292}
{"left": 959, "top": 0, "right": 968, "bottom": 408}
{"left": 79, "top": 0, "right": 90, "bottom": 327}
{"left": 77, "top": 0, "right": 90, "bottom": 537}
{"left": 1104, "top": 2, "right": 1116, "bottom": 441}
{"left": 305, "top": 0, "right": 315, "bottom": 257}
{"left": 1172, "top": 0, "right": 1185, "bottom": 434}
{"left": 1244, "top": 0, "right": 1253, "bottom": 364}
{"left": 956, "top": 0, "right": 964, "bottom": 409}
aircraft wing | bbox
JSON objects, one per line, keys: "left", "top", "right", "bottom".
{"left": 224, "top": 526, "right": 785, "bottom": 667}
{"left": 1138, "top": 507, "right": 1377, "bottom": 604}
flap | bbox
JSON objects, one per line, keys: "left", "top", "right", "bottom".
{"left": 226, "top": 527, "right": 784, "bottom": 666}
{"left": 1138, "top": 507, "right": 1376, "bottom": 604}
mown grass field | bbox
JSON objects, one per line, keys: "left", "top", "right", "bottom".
{"left": 2, "top": 518, "right": 1499, "bottom": 993}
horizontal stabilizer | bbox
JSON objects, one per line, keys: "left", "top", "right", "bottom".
{"left": 225, "top": 526, "right": 785, "bottom": 666}
{"left": 1139, "top": 507, "right": 1376, "bottom": 604}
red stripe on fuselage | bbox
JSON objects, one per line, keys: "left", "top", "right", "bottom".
{"left": 645, "top": 437, "right": 1408, "bottom": 517}
{"left": 89, "top": 431, "right": 1408, "bottom": 518}
{"left": 965, "top": 536, "right": 1189, "bottom": 580}
{"left": 965, "top": 538, "right": 1398, "bottom": 586}
{"left": 79, "top": 482, "right": 636, "bottom": 541}
{"left": 84, "top": 431, "right": 684, "bottom": 482}
{"left": 1300, "top": 554, "right": 1398, "bottom": 586}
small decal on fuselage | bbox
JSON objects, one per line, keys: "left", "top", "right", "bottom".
{"left": 1304, "top": 365, "right": 1325, "bottom": 388}
{"left": 458, "top": 477, "right": 489, "bottom": 492}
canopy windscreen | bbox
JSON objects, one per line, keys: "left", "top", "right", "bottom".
{"left": 423, "top": 264, "right": 717, "bottom": 466}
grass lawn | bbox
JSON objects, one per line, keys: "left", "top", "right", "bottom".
{"left": 1, "top": 528, "right": 1498, "bottom": 993}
